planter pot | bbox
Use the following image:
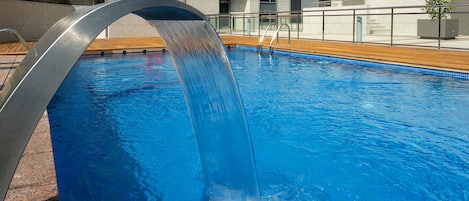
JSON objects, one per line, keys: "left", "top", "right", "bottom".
{"left": 417, "top": 19, "right": 459, "bottom": 39}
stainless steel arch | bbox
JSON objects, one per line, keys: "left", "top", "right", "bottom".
{"left": 0, "top": 0, "right": 204, "bottom": 199}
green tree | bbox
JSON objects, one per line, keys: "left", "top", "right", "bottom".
{"left": 424, "top": 0, "right": 452, "bottom": 20}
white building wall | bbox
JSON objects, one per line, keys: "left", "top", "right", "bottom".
{"left": 364, "top": 0, "right": 425, "bottom": 35}
{"left": 82, "top": 0, "right": 160, "bottom": 38}
{"left": 452, "top": 0, "right": 469, "bottom": 35}
{"left": 232, "top": 0, "right": 248, "bottom": 12}
{"left": 186, "top": 0, "right": 220, "bottom": 15}
{"left": 248, "top": 0, "right": 261, "bottom": 13}
{"left": 231, "top": 0, "right": 260, "bottom": 13}
{"left": 104, "top": 0, "right": 219, "bottom": 38}
{"left": 365, "top": 0, "right": 423, "bottom": 7}
{"left": 276, "top": 0, "right": 291, "bottom": 27}
{"left": 0, "top": 1, "right": 75, "bottom": 42}
{"left": 302, "top": 5, "right": 364, "bottom": 36}
{"left": 230, "top": 0, "right": 260, "bottom": 36}
{"left": 303, "top": 0, "right": 429, "bottom": 36}
{"left": 107, "top": 14, "right": 160, "bottom": 38}
{"left": 277, "top": 0, "right": 291, "bottom": 13}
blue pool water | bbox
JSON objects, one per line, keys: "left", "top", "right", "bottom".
{"left": 48, "top": 48, "right": 469, "bottom": 201}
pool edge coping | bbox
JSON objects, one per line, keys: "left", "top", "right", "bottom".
{"left": 233, "top": 45, "right": 469, "bottom": 80}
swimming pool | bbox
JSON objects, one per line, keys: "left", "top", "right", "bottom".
{"left": 47, "top": 47, "right": 469, "bottom": 201}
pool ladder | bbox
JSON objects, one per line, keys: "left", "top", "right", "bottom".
{"left": 258, "top": 24, "right": 291, "bottom": 50}
{"left": 0, "top": 28, "right": 31, "bottom": 91}
{"left": 0, "top": 28, "right": 31, "bottom": 51}
{"left": 258, "top": 24, "right": 277, "bottom": 48}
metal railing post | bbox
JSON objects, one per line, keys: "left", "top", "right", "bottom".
{"left": 217, "top": 16, "right": 220, "bottom": 32}
{"left": 438, "top": 6, "right": 441, "bottom": 49}
{"left": 353, "top": 9, "right": 356, "bottom": 43}
{"left": 297, "top": 12, "right": 300, "bottom": 39}
{"left": 276, "top": 14, "right": 279, "bottom": 26}
{"left": 207, "top": 4, "right": 469, "bottom": 50}
{"left": 230, "top": 14, "right": 233, "bottom": 35}
{"left": 322, "top": 10, "right": 325, "bottom": 41}
{"left": 258, "top": 15, "right": 261, "bottom": 36}
{"left": 243, "top": 14, "right": 245, "bottom": 36}
{"left": 391, "top": 8, "right": 394, "bottom": 46}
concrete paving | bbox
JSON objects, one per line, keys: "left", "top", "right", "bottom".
{"left": 4, "top": 113, "right": 58, "bottom": 201}
{"left": 0, "top": 55, "right": 58, "bottom": 201}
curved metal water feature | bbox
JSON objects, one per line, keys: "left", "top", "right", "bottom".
{"left": 0, "top": 0, "right": 260, "bottom": 200}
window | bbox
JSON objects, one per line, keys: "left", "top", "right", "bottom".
{"left": 342, "top": 0, "right": 365, "bottom": 6}
{"left": 260, "top": 3, "right": 276, "bottom": 12}
{"left": 260, "top": 0, "right": 277, "bottom": 26}
{"left": 291, "top": 0, "right": 301, "bottom": 11}
{"left": 319, "top": 0, "right": 331, "bottom": 7}
{"left": 290, "top": 0, "right": 302, "bottom": 29}
{"left": 220, "top": 3, "right": 229, "bottom": 14}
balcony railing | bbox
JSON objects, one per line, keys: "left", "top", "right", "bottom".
{"left": 207, "top": 4, "right": 469, "bottom": 50}
{"left": 22, "top": 0, "right": 104, "bottom": 5}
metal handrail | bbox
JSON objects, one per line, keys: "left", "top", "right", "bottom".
{"left": 269, "top": 24, "right": 291, "bottom": 49}
{"left": 0, "top": 28, "right": 31, "bottom": 51}
{"left": 207, "top": 3, "right": 469, "bottom": 51}
{"left": 258, "top": 23, "right": 278, "bottom": 47}
{"left": 206, "top": 4, "right": 469, "bottom": 17}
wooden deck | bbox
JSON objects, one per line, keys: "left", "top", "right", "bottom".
{"left": 1, "top": 35, "right": 469, "bottom": 73}
{"left": 222, "top": 35, "right": 469, "bottom": 73}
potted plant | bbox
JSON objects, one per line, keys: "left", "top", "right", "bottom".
{"left": 417, "top": 0, "right": 458, "bottom": 39}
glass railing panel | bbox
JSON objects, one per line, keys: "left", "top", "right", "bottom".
{"left": 359, "top": 9, "right": 392, "bottom": 45}
{"left": 323, "top": 9, "right": 355, "bottom": 42}
{"left": 440, "top": 4, "right": 469, "bottom": 50}
{"left": 301, "top": 11, "right": 324, "bottom": 40}
{"left": 210, "top": 4, "right": 469, "bottom": 50}
{"left": 391, "top": 7, "right": 438, "bottom": 48}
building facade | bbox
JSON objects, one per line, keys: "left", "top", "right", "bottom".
{"left": 1, "top": 0, "right": 469, "bottom": 42}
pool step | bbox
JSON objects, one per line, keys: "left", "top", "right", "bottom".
{"left": 368, "top": 19, "right": 390, "bottom": 35}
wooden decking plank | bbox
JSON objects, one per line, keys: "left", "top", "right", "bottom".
{"left": 1, "top": 36, "right": 468, "bottom": 73}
